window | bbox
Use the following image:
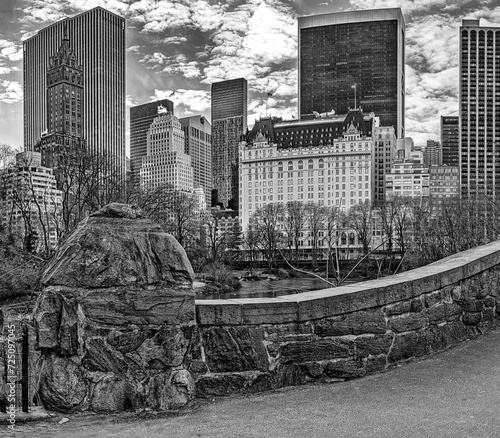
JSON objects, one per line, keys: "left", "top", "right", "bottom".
{"left": 308, "top": 159, "right": 313, "bottom": 170}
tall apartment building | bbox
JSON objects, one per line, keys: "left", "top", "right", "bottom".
{"left": 298, "top": 8, "right": 405, "bottom": 138}
{"left": 180, "top": 115, "right": 212, "bottom": 207}
{"left": 140, "top": 107, "right": 193, "bottom": 193}
{"left": 211, "top": 78, "right": 247, "bottom": 210}
{"left": 0, "top": 152, "right": 62, "bottom": 251}
{"left": 130, "top": 99, "right": 174, "bottom": 178}
{"left": 441, "top": 116, "right": 459, "bottom": 166}
{"left": 24, "top": 7, "right": 125, "bottom": 170}
{"left": 459, "top": 18, "right": 500, "bottom": 198}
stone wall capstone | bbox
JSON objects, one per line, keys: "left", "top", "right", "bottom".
{"left": 32, "top": 203, "right": 196, "bottom": 413}
{"left": 193, "top": 241, "right": 500, "bottom": 397}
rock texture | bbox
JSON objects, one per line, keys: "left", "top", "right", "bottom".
{"left": 32, "top": 204, "right": 196, "bottom": 413}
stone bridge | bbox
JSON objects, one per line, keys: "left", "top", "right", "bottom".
{"left": 1, "top": 203, "right": 500, "bottom": 413}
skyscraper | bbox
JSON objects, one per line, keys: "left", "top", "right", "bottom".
{"left": 180, "top": 115, "right": 212, "bottom": 207}
{"left": 140, "top": 107, "right": 193, "bottom": 193}
{"left": 441, "top": 116, "right": 459, "bottom": 167}
{"left": 130, "top": 99, "right": 174, "bottom": 178}
{"left": 459, "top": 18, "right": 500, "bottom": 198}
{"left": 211, "top": 78, "right": 247, "bottom": 210}
{"left": 298, "top": 8, "right": 405, "bottom": 138}
{"left": 35, "top": 34, "right": 86, "bottom": 170}
{"left": 23, "top": 7, "right": 125, "bottom": 169}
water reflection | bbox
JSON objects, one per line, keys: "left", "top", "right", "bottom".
{"left": 197, "top": 277, "right": 356, "bottom": 300}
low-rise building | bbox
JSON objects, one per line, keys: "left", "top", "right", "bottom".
{"left": 385, "top": 161, "right": 430, "bottom": 200}
{"left": 429, "top": 165, "right": 460, "bottom": 199}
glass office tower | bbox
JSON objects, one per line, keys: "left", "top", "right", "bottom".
{"left": 211, "top": 78, "right": 247, "bottom": 210}
{"left": 298, "top": 8, "right": 405, "bottom": 138}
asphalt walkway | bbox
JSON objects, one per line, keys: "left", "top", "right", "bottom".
{"left": 10, "top": 326, "right": 500, "bottom": 438}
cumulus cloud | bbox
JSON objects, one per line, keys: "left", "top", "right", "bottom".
{"left": 141, "top": 52, "right": 201, "bottom": 78}
{"left": 406, "top": 15, "right": 459, "bottom": 72}
{"left": 0, "top": 81, "right": 22, "bottom": 103}
{"left": 152, "top": 88, "right": 211, "bottom": 115}
{"left": 161, "top": 36, "right": 188, "bottom": 45}
{"left": 202, "top": 0, "right": 297, "bottom": 84}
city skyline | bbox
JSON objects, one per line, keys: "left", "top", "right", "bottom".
{"left": 0, "top": 0, "right": 499, "bottom": 152}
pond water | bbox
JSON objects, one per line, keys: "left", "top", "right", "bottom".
{"left": 196, "top": 277, "right": 358, "bottom": 300}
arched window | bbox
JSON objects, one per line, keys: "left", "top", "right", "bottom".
{"left": 341, "top": 232, "right": 347, "bottom": 245}
{"left": 349, "top": 233, "right": 355, "bottom": 245}
{"left": 298, "top": 160, "right": 303, "bottom": 170}
{"left": 308, "top": 159, "right": 313, "bottom": 170}
{"left": 319, "top": 159, "right": 324, "bottom": 169}
{"left": 288, "top": 161, "right": 293, "bottom": 171}
{"left": 278, "top": 161, "right": 283, "bottom": 171}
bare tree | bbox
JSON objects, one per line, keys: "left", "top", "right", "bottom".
{"left": 251, "top": 202, "right": 285, "bottom": 272}
{"left": 283, "top": 201, "right": 306, "bottom": 263}
{"left": 348, "top": 200, "right": 373, "bottom": 256}
{"left": 324, "top": 205, "right": 342, "bottom": 283}
{"left": 306, "top": 202, "right": 326, "bottom": 267}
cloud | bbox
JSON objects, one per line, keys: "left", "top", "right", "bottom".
{"left": 406, "top": 15, "right": 459, "bottom": 72}
{"left": 405, "top": 66, "right": 458, "bottom": 145}
{"left": 202, "top": 0, "right": 297, "bottom": 84}
{"left": 248, "top": 97, "right": 298, "bottom": 127}
{"left": 152, "top": 88, "right": 211, "bottom": 115}
{"left": 141, "top": 52, "right": 201, "bottom": 78}
{"left": 127, "top": 45, "right": 142, "bottom": 53}
{"left": 0, "top": 81, "right": 22, "bottom": 103}
{"left": 161, "top": 36, "right": 188, "bottom": 45}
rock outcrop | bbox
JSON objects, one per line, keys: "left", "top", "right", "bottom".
{"left": 33, "top": 203, "right": 196, "bottom": 413}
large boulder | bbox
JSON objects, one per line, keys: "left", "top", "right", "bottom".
{"left": 33, "top": 204, "right": 196, "bottom": 413}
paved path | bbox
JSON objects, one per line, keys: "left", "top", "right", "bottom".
{"left": 10, "top": 326, "right": 500, "bottom": 438}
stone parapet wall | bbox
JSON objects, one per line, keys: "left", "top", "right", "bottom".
{"left": 193, "top": 241, "right": 500, "bottom": 396}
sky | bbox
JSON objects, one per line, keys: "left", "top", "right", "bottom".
{"left": 0, "top": 0, "right": 499, "bottom": 155}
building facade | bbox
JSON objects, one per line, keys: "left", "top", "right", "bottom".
{"left": 239, "top": 110, "right": 375, "bottom": 231}
{"left": 423, "top": 140, "right": 442, "bottom": 167}
{"left": 24, "top": 7, "right": 125, "bottom": 170}
{"left": 298, "top": 8, "right": 405, "bottom": 138}
{"left": 211, "top": 78, "right": 247, "bottom": 210}
{"left": 372, "top": 124, "right": 397, "bottom": 205}
{"left": 441, "top": 116, "right": 459, "bottom": 166}
{"left": 459, "top": 18, "right": 500, "bottom": 198}
{"left": 385, "top": 161, "right": 430, "bottom": 200}
{"left": 429, "top": 165, "right": 460, "bottom": 199}
{"left": 180, "top": 115, "right": 212, "bottom": 207}
{"left": 130, "top": 99, "right": 174, "bottom": 178}
{"left": 34, "top": 34, "right": 86, "bottom": 172}
{"left": 0, "top": 152, "right": 62, "bottom": 251}
{"left": 140, "top": 108, "right": 193, "bottom": 193}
